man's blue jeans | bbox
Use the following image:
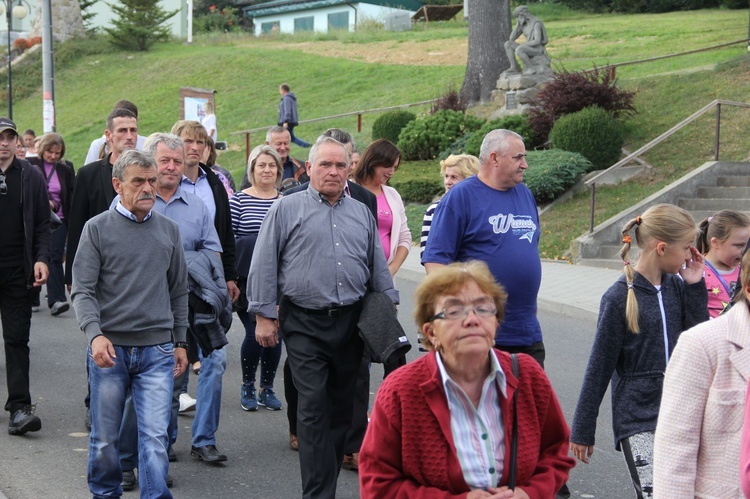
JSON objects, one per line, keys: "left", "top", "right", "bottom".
{"left": 87, "top": 343, "right": 174, "bottom": 499}
{"left": 191, "top": 346, "right": 226, "bottom": 448}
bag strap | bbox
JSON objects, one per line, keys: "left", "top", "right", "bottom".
{"left": 508, "top": 353, "right": 519, "bottom": 490}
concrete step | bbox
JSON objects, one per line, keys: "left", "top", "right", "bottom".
{"left": 595, "top": 244, "right": 624, "bottom": 259}
{"left": 697, "top": 186, "right": 750, "bottom": 198}
{"left": 678, "top": 198, "right": 750, "bottom": 211}
{"left": 717, "top": 176, "right": 750, "bottom": 187}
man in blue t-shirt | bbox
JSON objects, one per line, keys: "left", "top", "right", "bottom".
{"left": 422, "top": 129, "right": 545, "bottom": 366}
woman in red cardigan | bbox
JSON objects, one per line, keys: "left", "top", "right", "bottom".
{"left": 359, "top": 261, "right": 574, "bottom": 498}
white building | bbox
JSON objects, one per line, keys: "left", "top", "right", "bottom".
{"left": 242, "top": 0, "right": 423, "bottom": 36}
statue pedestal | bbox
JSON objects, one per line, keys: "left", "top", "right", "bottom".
{"left": 491, "top": 72, "right": 553, "bottom": 119}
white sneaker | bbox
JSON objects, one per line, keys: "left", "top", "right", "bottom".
{"left": 50, "top": 301, "right": 70, "bottom": 316}
{"left": 179, "top": 393, "right": 196, "bottom": 413}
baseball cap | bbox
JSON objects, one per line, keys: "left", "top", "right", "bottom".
{"left": 0, "top": 117, "right": 18, "bottom": 135}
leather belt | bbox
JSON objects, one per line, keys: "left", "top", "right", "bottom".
{"left": 289, "top": 300, "right": 360, "bottom": 317}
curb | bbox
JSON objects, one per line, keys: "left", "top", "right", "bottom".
{"left": 536, "top": 297, "right": 599, "bottom": 322}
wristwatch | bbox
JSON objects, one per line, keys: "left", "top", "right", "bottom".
{"left": 174, "top": 341, "right": 188, "bottom": 349}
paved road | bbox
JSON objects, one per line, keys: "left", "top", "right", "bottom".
{"left": 0, "top": 278, "right": 631, "bottom": 498}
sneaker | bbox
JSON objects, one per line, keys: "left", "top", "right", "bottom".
{"left": 50, "top": 301, "right": 70, "bottom": 316}
{"left": 178, "top": 393, "right": 196, "bottom": 413}
{"left": 240, "top": 384, "right": 257, "bottom": 412}
{"left": 8, "top": 405, "right": 41, "bottom": 435}
{"left": 31, "top": 306, "right": 40, "bottom": 313}
{"left": 258, "top": 388, "right": 282, "bottom": 411}
{"left": 121, "top": 469, "right": 136, "bottom": 492}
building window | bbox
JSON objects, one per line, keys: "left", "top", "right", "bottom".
{"left": 261, "top": 21, "right": 280, "bottom": 34}
{"left": 327, "top": 11, "right": 349, "bottom": 30}
{"left": 294, "top": 16, "right": 314, "bottom": 32}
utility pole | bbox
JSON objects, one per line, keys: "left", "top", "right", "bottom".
{"left": 187, "top": 0, "right": 193, "bottom": 44}
{"left": 41, "top": 0, "right": 54, "bottom": 132}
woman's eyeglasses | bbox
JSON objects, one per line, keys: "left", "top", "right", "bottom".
{"left": 430, "top": 303, "right": 497, "bottom": 321}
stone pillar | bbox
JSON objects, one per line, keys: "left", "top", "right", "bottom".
{"left": 30, "top": 0, "right": 85, "bottom": 42}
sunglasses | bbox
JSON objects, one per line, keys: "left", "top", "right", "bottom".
{"left": 0, "top": 171, "right": 6, "bottom": 195}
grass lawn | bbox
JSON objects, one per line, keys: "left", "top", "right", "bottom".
{"left": 5, "top": 7, "right": 749, "bottom": 257}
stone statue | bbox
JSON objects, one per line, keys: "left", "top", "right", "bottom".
{"left": 503, "top": 6, "right": 553, "bottom": 76}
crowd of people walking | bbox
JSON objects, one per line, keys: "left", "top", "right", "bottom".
{"left": 4, "top": 93, "right": 750, "bottom": 499}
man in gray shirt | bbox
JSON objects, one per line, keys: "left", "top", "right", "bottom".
{"left": 72, "top": 149, "right": 188, "bottom": 498}
{"left": 249, "top": 136, "right": 397, "bottom": 499}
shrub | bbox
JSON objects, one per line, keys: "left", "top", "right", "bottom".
{"left": 430, "top": 87, "right": 466, "bottom": 114}
{"left": 528, "top": 67, "right": 635, "bottom": 145}
{"left": 398, "top": 110, "right": 483, "bottom": 161}
{"left": 438, "top": 131, "right": 473, "bottom": 160}
{"left": 194, "top": 6, "right": 242, "bottom": 33}
{"left": 372, "top": 110, "right": 416, "bottom": 144}
{"left": 13, "top": 38, "right": 29, "bottom": 52}
{"left": 464, "top": 115, "right": 538, "bottom": 156}
{"left": 549, "top": 106, "right": 624, "bottom": 171}
{"left": 524, "top": 149, "right": 591, "bottom": 204}
{"left": 389, "top": 178, "right": 444, "bottom": 204}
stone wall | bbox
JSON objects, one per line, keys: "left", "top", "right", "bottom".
{"left": 30, "top": 0, "right": 85, "bottom": 43}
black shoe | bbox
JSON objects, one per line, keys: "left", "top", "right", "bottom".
{"left": 8, "top": 405, "right": 41, "bottom": 435}
{"left": 190, "top": 444, "right": 227, "bottom": 463}
{"left": 168, "top": 445, "right": 177, "bottom": 462}
{"left": 121, "top": 469, "right": 136, "bottom": 492}
{"left": 85, "top": 408, "right": 91, "bottom": 431}
{"left": 166, "top": 474, "right": 173, "bottom": 488}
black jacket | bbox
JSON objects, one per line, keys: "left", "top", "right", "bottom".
{"left": 201, "top": 164, "right": 238, "bottom": 282}
{"left": 16, "top": 158, "right": 51, "bottom": 285}
{"left": 65, "top": 155, "right": 116, "bottom": 285}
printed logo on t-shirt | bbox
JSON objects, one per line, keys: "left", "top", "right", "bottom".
{"left": 488, "top": 213, "right": 537, "bottom": 243}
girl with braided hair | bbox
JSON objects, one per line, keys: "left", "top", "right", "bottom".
{"left": 569, "top": 204, "right": 709, "bottom": 499}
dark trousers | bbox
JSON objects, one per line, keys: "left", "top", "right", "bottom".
{"left": 0, "top": 266, "right": 33, "bottom": 413}
{"left": 495, "top": 340, "right": 546, "bottom": 369}
{"left": 47, "top": 221, "right": 67, "bottom": 306}
{"left": 238, "top": 310, "right": 282, "bottom": 389}
{"left": 280, "top": 298, "right": 363, "bottom": 499}
{"left": 287, "top": 124, "right": 310, "bottom": 148}
{"left": 284, "top": 357, "right": 297, "bottom": 435}
{"left": 344, "top": 353, "right": 370, "bottom": 454}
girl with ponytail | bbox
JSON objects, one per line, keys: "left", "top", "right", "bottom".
{"left": 569, "top": 204, "right": 709, "bottom": 499}
{"left": 695, "top": 210, "right": 750, "bottom": 318}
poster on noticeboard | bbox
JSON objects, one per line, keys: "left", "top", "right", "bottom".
{"left": 179, "top": 87, "right": 216, "bottom": 122}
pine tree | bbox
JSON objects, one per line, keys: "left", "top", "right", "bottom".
{"left": 104, "top": 0, "right": 178, "bottom": 51}
{"left": 79, "top": 0, "right": 100, "bottom": 32}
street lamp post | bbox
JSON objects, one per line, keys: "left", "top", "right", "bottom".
{"left": 0, "top": 0, "right": 29, "bottom": 120}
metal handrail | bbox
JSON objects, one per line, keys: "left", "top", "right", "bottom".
{"left": 228, "top": 98, "right": 438, "bottom": 159}
{"left": 587, "top": 99, "right": 750, "bottom": 233}
{"left": 581, "top": 38, "right": 749, "bottom": 78}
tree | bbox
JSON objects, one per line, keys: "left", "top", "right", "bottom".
{"left": 104, "top": 0, "right": 177, "bottom": 51}
{"left": 460, "top": 0, "right": 512, "bottom": 106}
{"left": 79, "top": 0, "right": 99, "bottom": 32}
